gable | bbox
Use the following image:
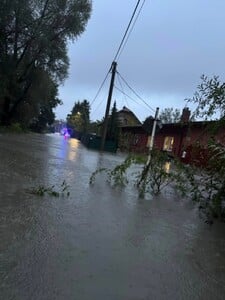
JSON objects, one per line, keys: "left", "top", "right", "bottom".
{"left": 117, "top": 106, "right": 141, "bottom": 126}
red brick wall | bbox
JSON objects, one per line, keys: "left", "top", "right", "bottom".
{"left": 119, "top": 122, "right": 225, "bottom": 166}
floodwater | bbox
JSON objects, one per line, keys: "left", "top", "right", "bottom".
{"left": 0, "top": 133, "right": 225, "bottom": 300}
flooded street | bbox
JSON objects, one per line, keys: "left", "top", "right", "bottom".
{"left": 1, "top": 133, "right": 225, "bottom": 300}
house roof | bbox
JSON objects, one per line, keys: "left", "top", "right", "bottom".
{"left": 117, "top": 106, "right": 132, "bottom": 113}
{"left": 117, "top": 106, "right": 141, "bottom": 126}
{"left": 160, "top": 120, "right": 222, "bottom": 128}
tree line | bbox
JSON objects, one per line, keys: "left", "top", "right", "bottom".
{"left": 0, "top": 0, "right": 92, "bottom": 131}
{"left": 66, "top": 100, "right": 120, "bottom": 141}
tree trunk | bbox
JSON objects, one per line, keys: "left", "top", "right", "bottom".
{"left": 0, "top": 96, "right": 11, "bottom": 125}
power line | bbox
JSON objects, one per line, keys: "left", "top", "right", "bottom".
{"left": 116, "top": 73, "right": 129, "bottom": 108}
{"left": 90, "top": 67, "right": 111, "bottom": 106}
{"left": 90, "top": 0, "right": 145, "bottom": 117}
{"left": 117, "top": 0, "right": 146, "bottom": 61}
{"left": 113, "top": 0, "right": 142, "bottom": 62}
{"left": 91, "top": 97, "right": 105, "bottom": 117}
{"left": 114, "top": 85, "right": 155, "bottom": 117}
{"left": 114, "top": 85, "right": 143, "bottom": 107}
{"left": 117, "top": 71, "right": 156, "bottom": 113}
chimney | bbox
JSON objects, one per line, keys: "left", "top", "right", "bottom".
{"left": 181, "top": 107, "right": 191, "bottom": 123}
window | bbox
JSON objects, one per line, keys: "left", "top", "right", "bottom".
{"left": 146, "top": 136, "right": 152, "bottom": 148}
{"left": 163, "top": 136, "right": 174, "bottom": 151}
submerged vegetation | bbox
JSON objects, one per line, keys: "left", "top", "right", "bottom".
{"left": 90, "top": 150, "right": 183, "bottom": 196}
{"left": 90, "top": 145, "right": 225, "bottom": 223}
{"left": 90, "top": 74, "right": 225, "bottom": 223}
{"left": 28, "top": 181, "right": 70, "bottom": 198}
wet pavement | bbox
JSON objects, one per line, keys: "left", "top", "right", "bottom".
{"left": 1, "top": 133, "right": 225, "bottom": 300}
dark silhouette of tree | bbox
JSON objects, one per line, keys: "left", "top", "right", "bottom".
{"left": 107, "top": 101, "right": 119, "bottom": 142}
{"left": 159, "top": 108, "right": 181, "bottom": 124}
{"left": 0, "top": 0, "right": 92, "bottom": 126}
{"left": 142, "top": 116, "right": 154, "bottom": 134}
{"left": 67, "top": 99, "right": 90, "bottom": 133}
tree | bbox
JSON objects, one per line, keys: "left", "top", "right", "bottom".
{"left": 142, "top": 116, "right": 154, "bottom": 134}
{"left": 186, "top": 75, "right": 225, "bottom": 221}
{"left": 0, "top": 0, "right": 92, "bottom": 126}
{"left": 67, "top": 99, "right": 90, "bottom": 133}
{"left": 159, "top": 108, "right": 181, "bottom": 124}
{"left": 88, "top": 120, "right": 102, "bottom": 135}
{"left": 107, "top": 101, "right": 119, "bottom": 141}
{"left": 187, "top": 74, "right": 225, "bottom": 121}
{"left": 29, "top": 88, "right": 62, "bottom": 132}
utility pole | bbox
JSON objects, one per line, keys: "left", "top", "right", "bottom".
{"left": 146, "top": 107, "right": 159, "bottom": 164}
{"left": 137, "top": 107, "right": 159, "bottom": 187}
{"left": 100, "top": 61, "right": 117, "bottom": 151}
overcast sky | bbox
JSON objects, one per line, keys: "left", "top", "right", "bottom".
{"left": 55, "top": 0, "right": 225, "bottom": 122}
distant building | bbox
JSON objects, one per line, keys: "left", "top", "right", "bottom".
{"left": 116, "top": 106, "right": 147, "bottom": 152}
{"left": 117, "top": 106, "right": 142, "bottom": 126}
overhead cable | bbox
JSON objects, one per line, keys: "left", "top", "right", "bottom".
{"left": 90, "top": 67, "right": 111, "bottom": 106}
{"left": 90, "top": 0, "right": 144, "bottom": 114}
{"left": 114, "top": 85, "right": 143, "bottom": 107}
{"left": 113, "top": 0, "right": 142, "bottom": 62}
{"left": 116, "top": 73, "right": 130, "bottom": 108}
{"left": 91, "top": 97, "right": 105, "bottom": 116}
{"left": 117, "top": 0, "right": 146, "bottom": 61}
{"left": 117, "top": 71, "right": 156, "bottom": 113}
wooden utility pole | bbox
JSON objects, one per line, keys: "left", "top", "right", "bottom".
{"left": 137, "top": 107, "right": 159, "bottom": 187}
{"left": 146, "top": 107, "right": 159, "bottom": 164}
{"left": 100, "top": 61, "right": 117, "bottom": 151}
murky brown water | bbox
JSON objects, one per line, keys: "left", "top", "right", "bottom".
{"left": 1, "top": 133, "right": 225, "bottom": 300}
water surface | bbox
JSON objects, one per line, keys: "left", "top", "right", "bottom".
{"left": 1, "top": 134, "right": 225, "bottom": 300}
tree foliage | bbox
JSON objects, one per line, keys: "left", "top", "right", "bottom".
{"left": 0, "top": 0, "right": 92, "bottom": 127}
{"left": 89, "top": 150, "right": 188, "bottom": 197}
{"left": 88, "top": 120, "right": 102, "bottom": 135}
{"left": 29, "top": 93, "right": 62, "bottom": 132}
{"left": 67, "top": 99, "right": 90, "bottom": 133}
{"left": 142, "top": 116, "right": 154, "bottom": 134}
{"left": 159, "top": 108, "right": 181, "bottom": 124}
{"left": 173, "top": 142, "right": 225, "bottom": 222}
{"left": 185, "top": 74, "right": 225, "bottom": 222}
{"left": 187, "top": 75, "right": 225, "bottom": 120}
{"left": 107, "top": 101, "right": 119, "bottom": 141}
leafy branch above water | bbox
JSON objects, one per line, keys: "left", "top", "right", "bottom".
{"left": 89, "top": 151, "right": 177, "bottom": 196}
{"left": 89, "top": 147, "right": 225, "bottom": 223}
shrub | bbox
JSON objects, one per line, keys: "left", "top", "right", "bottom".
{"left": 8, "top": 123, "right": 24, "bottom": 133}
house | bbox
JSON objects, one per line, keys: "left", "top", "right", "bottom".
{"left": 117, "top": 106, "right": 149, "bottom": 152}
{"left": 118, "top": 124, "right": 148, "bottom": 152}
{"left": 117, "top": 106, "right": 142, "bottom": 126}
{"left": 117, "top": 107, "right": 225, "bottom": 166}
{"left": 153, "top": 109, "right": 225, "bottom": 165}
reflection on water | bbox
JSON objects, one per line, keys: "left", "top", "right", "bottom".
{"left": 164, "top": 161, "right": 171, "bottom": 173}
{"left": 0, "top": 134, "right": 225, "bottom": 300}
{"left": 68, "top": 138, "right": 79, "bottom": 161}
